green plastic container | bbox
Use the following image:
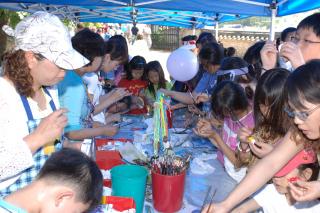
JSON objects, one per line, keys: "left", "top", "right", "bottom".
{"left": 111, "top": 165, "right": 148, "bottom": 213}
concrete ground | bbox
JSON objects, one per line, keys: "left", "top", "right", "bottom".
{"left": 129, "top": 45, "right": 172, "bottom": 80}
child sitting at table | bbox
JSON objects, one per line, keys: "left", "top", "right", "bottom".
{"left": 118, "top": 56, "right": 148, "bottom": 114}
{"left": 0, "top": 148, "right": 103, "bottom": 213}
{"left": 145, "top": 61, "right": 172, "bottom": 106}
{"left": 106, "top": 96, "right": 132, "bottom": 114}
{"left": 194, "top": 81, "right": 254, "bottom": 183}
{"left": 232, "top": 149, "right": 320, "bottom": 213}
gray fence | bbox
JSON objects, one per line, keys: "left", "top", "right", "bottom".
{"left": 151, "top": 26, "right": 180, "bottom": 51}
{"left": 150, "top": 26, "right": 279, "bottom": 51}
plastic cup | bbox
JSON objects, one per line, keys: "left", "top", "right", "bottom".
{"left": 111, "top": 165, "right": 148, "bottom": 213}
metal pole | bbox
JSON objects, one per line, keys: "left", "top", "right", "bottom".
{"left": 269, "top": 6, "right": 277, "bottom": 40}
{"left": 215, "top": 21, "right": 219, "bottom": 41}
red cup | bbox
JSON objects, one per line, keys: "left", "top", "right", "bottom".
{"left": 152, "top": 170, "right": 186, "bottom": 212}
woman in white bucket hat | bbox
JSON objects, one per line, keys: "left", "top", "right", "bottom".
{"left": 0, "top": 11, "right": 89, "bottom": 195}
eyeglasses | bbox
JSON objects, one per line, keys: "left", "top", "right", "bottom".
{"left": 284, "top": 105, "right": 320, "bottom": 121}
{"left": 290, "top": 36, "right": 320, "bottom": 45}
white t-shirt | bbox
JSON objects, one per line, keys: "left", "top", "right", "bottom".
{"left": 82, "top": 73, "right": 105, "bottom": 124}
{"left": 0, "top": 78, "right": 59, "bottom": 190}
{"left": 254, "top": 184, "right": 320, "bottom": 213}
{"left": 224, "top": 155, "right": 246, "bottom": 183}
{"left": 222, "top": 122, "right": 247, "bottom": 183}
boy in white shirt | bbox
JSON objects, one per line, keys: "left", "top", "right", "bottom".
{"left": 232, "top": 149, "right": 320, "bottom": 213}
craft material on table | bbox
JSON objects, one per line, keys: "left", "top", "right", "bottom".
{"left": 153, "top": 91, "right": 171, "bottom": 156}
{"left": 151, "top": 155, "right": 190, "bottom": 176}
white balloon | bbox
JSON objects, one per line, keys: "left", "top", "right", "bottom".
{"left": 166, "top": 48, "right": 199, "bottom": 82}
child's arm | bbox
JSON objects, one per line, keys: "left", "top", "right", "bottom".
{"left": 171, "top": 103, "right": 187, "bottom": 110}
{"left": 94, "top": 88, "right": 130, "bottom": 115}
{"left": 158, "top": 89, "right": 194, "bottom": 105}
{"left": 65, "top": 125, "right": 118, "bottom": 140}
{"left": 231, "top": 198, "right": 261, "bottom": 213}
{"left": 205, "top": 129, "right": 304, "bottom": 212}
{"left": 211, "top": 131, "right": 247, "bottom": 168}
{"left": 260, "top": 40, "right": 277, "bottom": 71}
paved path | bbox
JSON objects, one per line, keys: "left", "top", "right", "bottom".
{"left": 129, "top": 45, "right": 171, "bottom": 80}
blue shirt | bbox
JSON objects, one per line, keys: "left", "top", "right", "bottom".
{"left": 194, "top": 71, "right": 217, "bottom": 94}
{"left": 0, "top": 200, "right": 27, "bottom": 213}
{"left": 58, "top": 70, "right": 90, "bottom": 133}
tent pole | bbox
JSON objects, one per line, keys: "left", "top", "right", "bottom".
{"left": 215, "top": 21, "right": 219, "bottom": 41}
{"left": 269, "top": 2, "right": 277, "bottom": 40}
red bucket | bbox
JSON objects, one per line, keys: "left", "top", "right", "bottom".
{"left": 152, "top": 170, "right": 186, "bottom": 212}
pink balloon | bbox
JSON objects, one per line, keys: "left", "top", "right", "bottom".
{"left": 166, "top": 48, "right": 199, "bottom": 82}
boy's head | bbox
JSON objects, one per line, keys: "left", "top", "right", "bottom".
{"left": 102, "top": 35, "right": 129, "bottom": 73}
{"left": 181, "top": 35, "right": 197, "bottom": 51}
{"left": 36, "top": 148, "right": 103, "bottom": 212}
{"left": 295, "top": 13, "right": 320, "bottom": 63}
{"left": 272, "top": 149, "right": 319, "bottom": 194}
{"left": 280, "top": 27, "right": 296, "bottom": 42}
{"left": 107, "top": 96, "right": 131, "bottom": 114}
{"left": 72, "top": 28, "right": 105, "bottom": 72}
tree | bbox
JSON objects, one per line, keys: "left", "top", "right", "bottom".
{"left": 0, "top": 9, "right": 24, "bottom": 59}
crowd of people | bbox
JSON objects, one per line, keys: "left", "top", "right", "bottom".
{"left": 0, "top": 10, "right": 320, "bottom": 213}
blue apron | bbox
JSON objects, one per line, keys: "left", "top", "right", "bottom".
{"left": 0, "top": 87, "right": 60, "bottom": 197}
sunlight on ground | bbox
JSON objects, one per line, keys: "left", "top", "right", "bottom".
{"left": 129, "top": 44, "right": 171, "bottom": 81}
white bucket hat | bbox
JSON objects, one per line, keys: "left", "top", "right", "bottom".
{"left": 2, "top": 11, "right": 89, "bottom": 70}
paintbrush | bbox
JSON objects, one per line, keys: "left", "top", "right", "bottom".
{"left": 206, "top": 189, "right": 217, "bottom": 213}
{"left": 200, "top": 186, "right": 212, "bottom": 212}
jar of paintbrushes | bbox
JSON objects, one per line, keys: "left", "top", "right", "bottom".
{"left": 151, "top": 155, "right": 190, "bottom": 212}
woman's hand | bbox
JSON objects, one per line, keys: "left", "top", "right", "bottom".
{"left": 260, "top": 41, "right": 278, "bottom": 70}
{"left": 237, "top": 127, "right": 253, "bottom": 144}
{"left": 289, "top": 180, "right": 320, "bottom": 202}
{"left": 279, "top": 42, "right": 305, "bottom": 69}
{"left": 25, "top": 109, "right": 68, "bottom": 147}
{"left": 249, "top": 141, "right": 274, "bottom": 158}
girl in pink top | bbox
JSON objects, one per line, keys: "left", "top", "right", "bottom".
{"left": 238, "top": 68, "right": 291, "bottom": 169}
{"left": 196, "top": 81, "right": 254, "bottom": 182}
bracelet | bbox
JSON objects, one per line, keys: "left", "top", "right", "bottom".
{"left": 237, "top": 143, "right": 250, "bottom": 153}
